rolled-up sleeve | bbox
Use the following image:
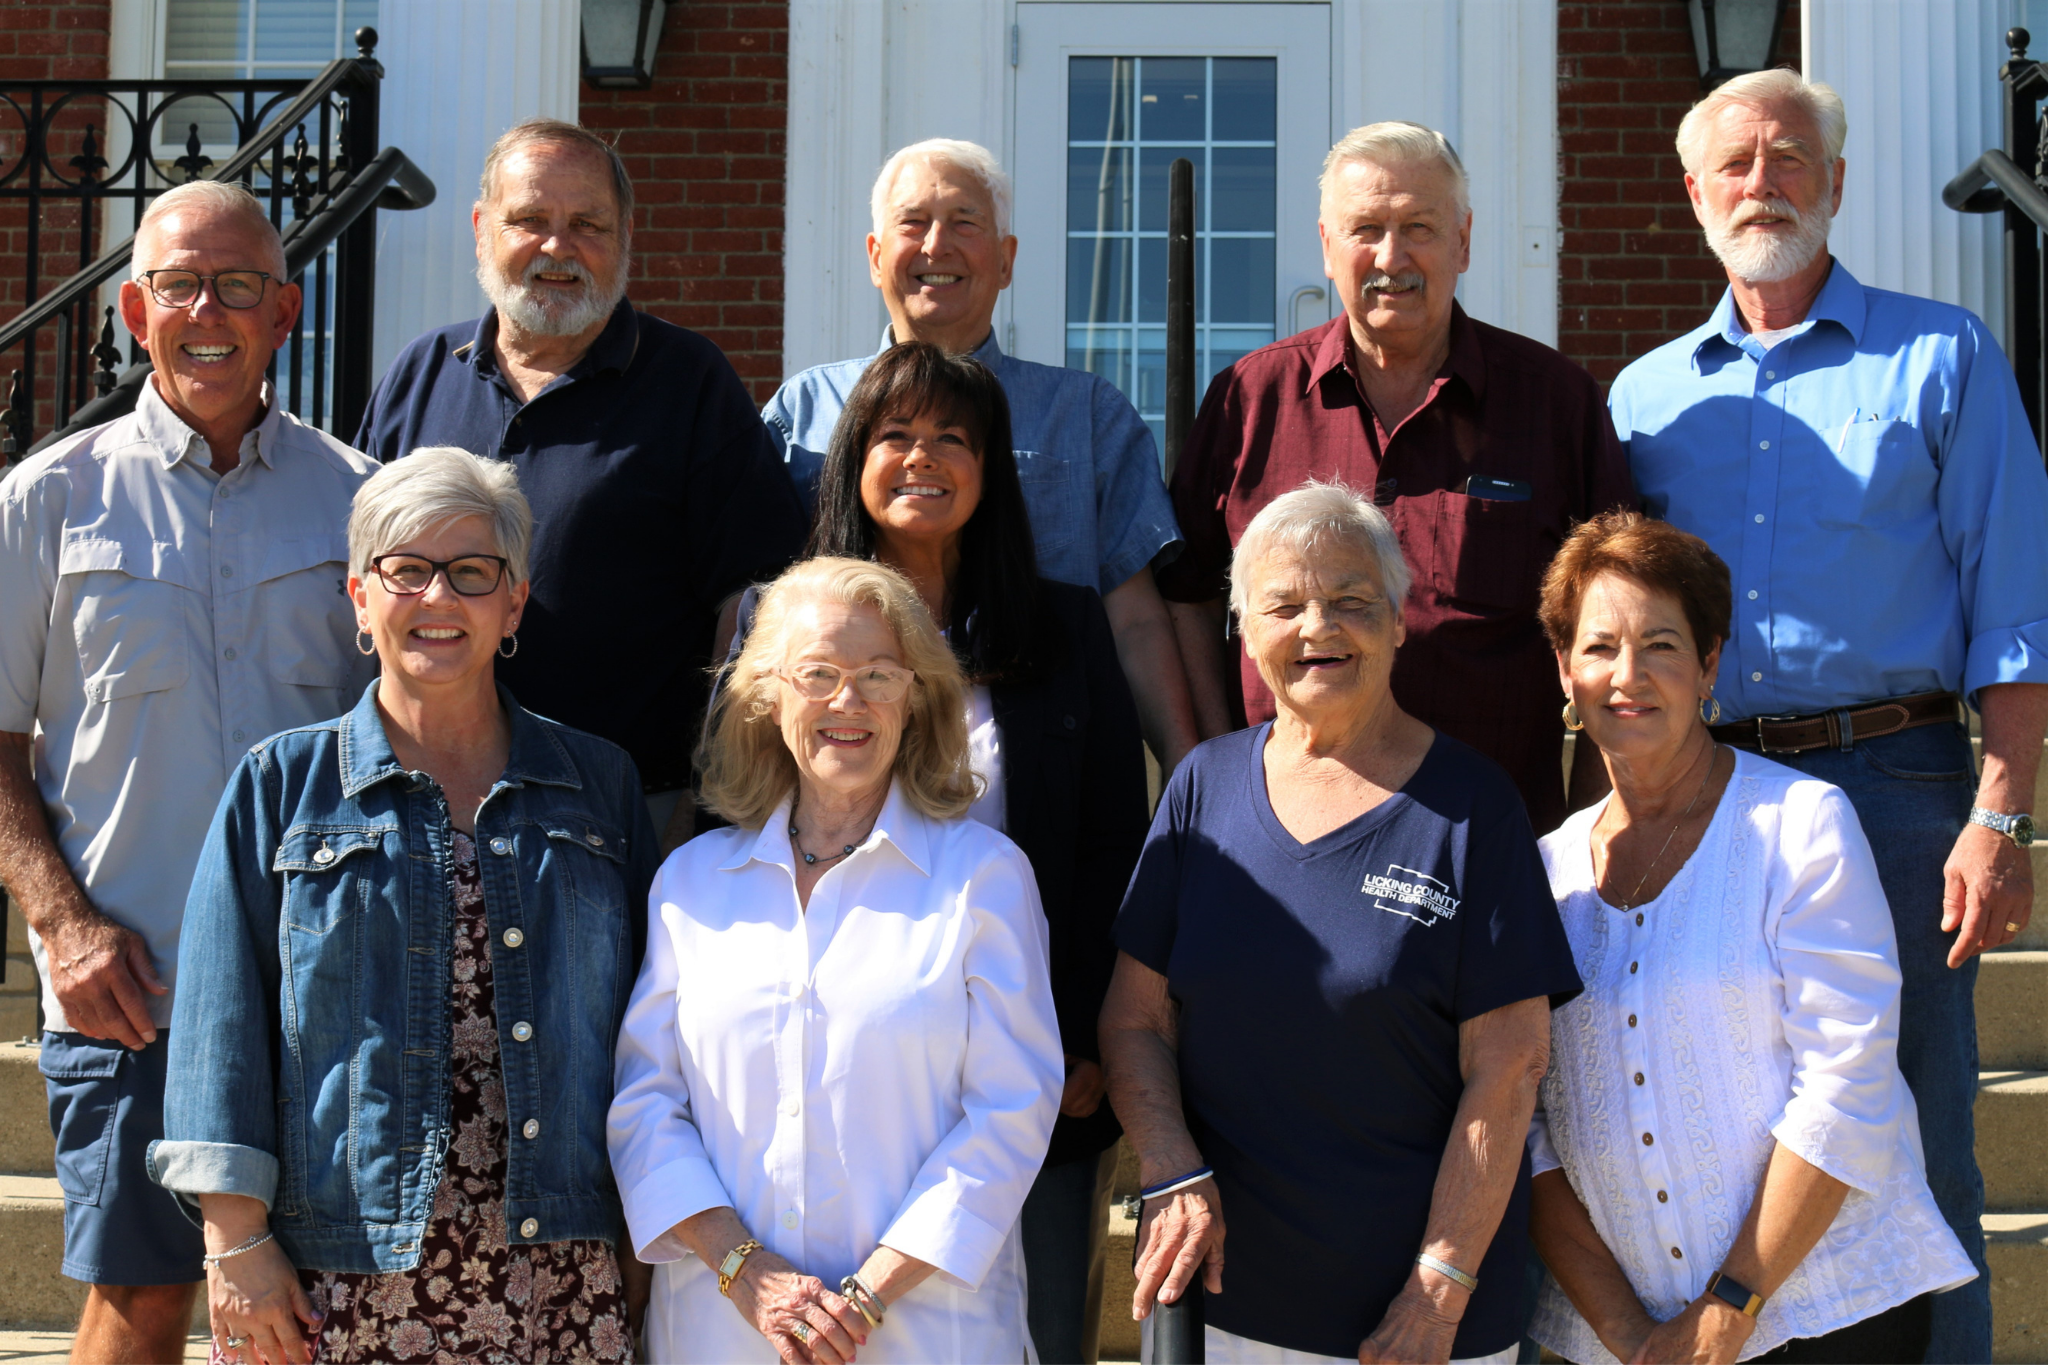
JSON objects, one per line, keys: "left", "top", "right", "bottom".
{"left": 608, "top": 872, "right": 733, "bottom": 1263}
{"left": 1088, "top": 381, "right": 1181, "bottom": 594}
{"left": 879, "top": 846, "right": 1062, "bottom": 1289}
{"left": 1939, "top": 314, "right": 2048, "bottom": 701}
{"left": 0, "top": 468, "right": 57, "bottom": 732}
{"left": 1766, "top": 784, "right": 1908, "bottom": 1196}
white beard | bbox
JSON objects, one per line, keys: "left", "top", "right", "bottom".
{"left": 1704, "top": 195, "right": 1832, "bottom": 284}
{"left": 478, "top": 250, "right": 629, "bottom": 337}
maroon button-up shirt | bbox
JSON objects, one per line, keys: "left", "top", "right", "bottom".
{"left": 1158, "top": 305, "right": 1636, "bottom": 832}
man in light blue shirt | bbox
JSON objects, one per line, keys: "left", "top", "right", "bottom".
{"left": 1613, "top": 70, "right": 2047, "bottom": 1362}
{"left": 762, "top": 139, "right": 1195, "bottom": 777}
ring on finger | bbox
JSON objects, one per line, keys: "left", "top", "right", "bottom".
{"left": 2008, "top": 921, "right": 2022, "bottom": 934}
{"left": 791, "top": 1320, "right": 815, "bottom": 1345}
{"left": 223, "top": 1336, "right": 249, "bottom": 1349}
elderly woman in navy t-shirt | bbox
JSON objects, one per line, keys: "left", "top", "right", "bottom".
{"left": 1100, "top": 480, "right": 1583, "bottom": 1365}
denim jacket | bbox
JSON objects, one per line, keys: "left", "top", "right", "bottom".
{"left": 149, "top": 681, "right": 658, "bottom": 1273}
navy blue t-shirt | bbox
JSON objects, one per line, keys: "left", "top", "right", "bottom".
{"left": 356, "top": 302, "right": 807, "bottom": 790}
{"left": 1114, "top": 724, "right": 1582, "bottom": 1359}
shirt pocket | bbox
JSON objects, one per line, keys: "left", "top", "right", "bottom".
{"left": 1013, "top": 448, "right": 1087, "bottom": 580}
{"left": 60, "top": 536, "right": 193, "bottom": 704}
{"left": 273, "top": 825, "right": 385, "bottom": 935}
{"left": 255, "top": 534, "right": 356, "bottom": 690}
{"left": 536, "top": 813, "right": 631, "bottom": 919}
{"left": 1830, "top": 420, "right": 1935, "bottom": 529}
{"left": 1430, "top": 492, "right": 1535, "bottom": 613}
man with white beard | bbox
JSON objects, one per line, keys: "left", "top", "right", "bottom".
{"left": 1611, "top": 68, "right": 2048, "bottom": 1363}
{"left": 358, "top": 120, "right": 806, "bottom": 850}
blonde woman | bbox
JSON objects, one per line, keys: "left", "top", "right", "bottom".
{"left": 609, "top": 556, "right": 1063, "bottom": 1364}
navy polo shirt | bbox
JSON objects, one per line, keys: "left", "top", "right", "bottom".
{"left": 357, "top": 302, "right": 807, "bottom": 789}
{"left": 1115, "top": 725, "right": 1581, "bottom": 1359}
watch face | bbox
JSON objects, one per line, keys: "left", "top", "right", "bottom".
{"left": 2015, "top": 814, "right": 2036, "bottom": 847}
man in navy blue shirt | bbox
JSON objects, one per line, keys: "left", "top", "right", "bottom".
{"left": 358, "top": 120, "right": 805, "bottom": 847}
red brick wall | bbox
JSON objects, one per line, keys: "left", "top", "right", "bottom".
{"left": 0, "top": 0, "right": 111, "bottom": 442}
{"left": 1556, "top": 0, "right": 1803, "bottom": 384}
{"left": 579, "top": 3, "right": 788, "bottom": 403}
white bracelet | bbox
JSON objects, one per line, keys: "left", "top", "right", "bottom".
{"left": 203, "top": 1231, "right": 274, "bottom": 1268}
{"left": 1140, "top": 1170, "right": 1215, "bottom": 1202}
{"left": 1415, "top": 1252, "right": 1478, "bottom": 1291}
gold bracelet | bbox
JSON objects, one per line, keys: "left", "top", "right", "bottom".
{"left": 717, "top": 1239, "right": 763, "bottom": 1297}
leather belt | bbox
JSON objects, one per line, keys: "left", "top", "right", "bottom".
{"left": 1710, "top": 690, "right": 1960, "bottom": 755}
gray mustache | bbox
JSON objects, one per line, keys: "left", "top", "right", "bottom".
{"left": 1362, "top": 270, "right": 1426, "bottom": 295}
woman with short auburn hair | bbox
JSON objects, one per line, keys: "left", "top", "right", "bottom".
{"left": 1527, "top": 509, "right": 1973, "bottom": 1365}
{"left": 611, "top": 554, "right": 1063, "bottom": 1365}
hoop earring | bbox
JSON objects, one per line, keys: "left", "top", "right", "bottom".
{"left": 1700, "top": 694, "right": 1722, "bottom": 726}
{"left": 1562, "top": 700, "right": 1584, "bottom": 732}
{"left": 355, "top": 629, "right": 375, "bottom": 657}
{"left": 498, "top": 633, "right": 519, "bottom": 659}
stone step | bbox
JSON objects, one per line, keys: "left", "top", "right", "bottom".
{"left": 1989, "top": 1212, "right": 2048, "bottom": 1363}
{"left": 1982, "top": 1072, "right": 2048, "bottom": 1211}
{"left": 1981, "top": 952, "right": 2048, "bottom": 1071}
{"left": 0, "top": 1042, "right": 51, "bottom": 1175}
{"left": 1, "top": 954, "right": 33, "bottom": 997}
{"left": 0, "top": 1175, "right": 78, "bottom": 1331}
{"left": 0, "top": 995, "right": 33, "bottom": 1046}
{"left": 1102, "top": 1203, "right": 1139, "bottom": 1363}
{"left": 7, "top": 901, "right": 26, "bottom": 958}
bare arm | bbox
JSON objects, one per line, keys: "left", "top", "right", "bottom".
{"left": 1101, "top": 568, "right": 1199, "bottom": 775}
{"left": 198, "top": 1192, "right": 317, "bottom": 1365}
{"left": 1945, "top": 680, "right": 2048, "bottom": 963}
{"left": 0, "top": 730, "right": 163, "bottom": 1047}
{"left": 1360, "top": 995, "right": 1552, "bottom": 1364}
{"left": 1099, "top": 949, "right": 1224, "bottom": 1320}
{"left": 1530, "top": 1169, "right": 1657, "bottom": 1361}
{"left": 1166, "top": 597, "right": 1236, "bottom": 741}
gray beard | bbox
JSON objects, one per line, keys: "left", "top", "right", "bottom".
{"left": 1705, "top": 199, "right": 1832, "bottom": 284}
{"left": 477, "top": 255, "right": 629, "bottom": 337}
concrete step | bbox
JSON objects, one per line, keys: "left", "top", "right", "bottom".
{"left": 1981, "top": 952, "right": 2048, "bottom": 1071}
{"left": 1989, "top": 1212, "right": 2048, "bottom": 1363}
{"left": 1982, "top": 1072, "right": 2048, "bottom": 1211}
{"left": 1102, "top": 1203, "right": 1139, "bottom": 1363}
{"left": 0, "top": 1175, "right": 77, "bottom": 1331}
{"left": 0, "top": 998, "right": 32, "bottom": 1047}
{"left": 0, "top": 1329, "right": 210, "bottom": 1363}
{"left": 0, "top": 957, "right": 30, "bottom": 998}
{"left": 0, "top": 1043, "right": 50, "bottom": 1176}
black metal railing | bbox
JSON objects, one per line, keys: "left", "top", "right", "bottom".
{"left": 0, "top": 25, "right": 434, "bottom": 465}
{"left": 1946, "top": 26, "right": 2048, "bottom": 453}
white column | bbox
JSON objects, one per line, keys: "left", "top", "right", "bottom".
{"left": 372, "top": 0, "right": 582, "bottom": 379}
{"left": 1804, "top": 0, "right": 2012, "bottom": 338}
{"left": 1334, "top": 0, "right": 1558, "bottom": 346}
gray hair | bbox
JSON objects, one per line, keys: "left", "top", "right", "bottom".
{"left": 1229, "top": 480, "right": 1412, "bottom": 621}
{"left": 348, "top": 448, "right": 533, "bottom": 585}
{"left": 1676, "top": 69, "right": 1846, "bottom": 174}
{"left": 870, "top": 138, "right": 1014, "bottom": 239}
{"left": 133, "top": 180, "right": 286, "bottom": 277}
{"left": 1319, "top": 121, "right": 1470, "bottom": 220}
{"left": 478, "top": 118, "right": 636, "bottom": 226}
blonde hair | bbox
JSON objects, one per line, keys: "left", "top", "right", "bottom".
{"left": 1676, "top": 68, "right": 1846, "bottom": 174}
{"left": 698, "top": 557, "right": 977, "bottom": 828}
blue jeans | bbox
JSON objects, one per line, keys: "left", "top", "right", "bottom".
{"left": 1767, "top": 722, "right": 1988, "bottom": 1364}
{"left": 1021, "top": 1147, "right": 1118, "bottom": 1364}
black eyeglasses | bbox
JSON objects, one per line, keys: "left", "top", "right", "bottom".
{"left": 370, "top": 554, "right": 510, "bottom": 597}
{"left": 137, "top": 270, "right": 274, "bottom": 310}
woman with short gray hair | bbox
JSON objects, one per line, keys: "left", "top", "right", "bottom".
{"left": 1101, "top": 480, "right": 1581, "bottom": 1364}
{"left": 157, "top": 447, "right": 658, "bottom": 1364}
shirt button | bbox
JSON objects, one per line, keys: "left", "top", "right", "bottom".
{"left": 1643, "top": 1132, "right": 1655, "bottom": 1146}
{"left": 491, "top": 837, "right": 512, "bottom": 856}
{"left": 1630, "top": 961, "right": 1638, "bottom": 974}
{"left": 522, "top": 1119, "right": 539, "bottom": 1139}
{"left": 585, "top": 832, "right": 604, "bottom": 847}
{"left": 222, "top": 647, "right": 237, "bottom": 660}
{"left": 1658, "top": 1190, "right": 1670, "bottom": 1203}
{"left": 1748, "top": 590, "right": 1758, "bottom": 600}
{"left": 1628, "top": 1014, "right": 1638, "bottom": 1027}
{"left": 502, "top": 928, "right": 524, "bottom": 948}
{"left": 232, "top": 730, "right": 246, "bottom": 743}
{"left": 520, "top": 1218, "right": 539, "bottom": 1238}
{"left": 1671, "top": 1247, "right": 1684, "bottom": 1259}
{"left": 1759, "top": 440, "right": 1770, "bottom": 450}
{"left": 220, "top": 565, "right": 235, "bottom": 578}
{"left": 1634, "top": 912, "right": 1644, "bottom": 926}
{"left": 313, "top": 847, "right": 335, "bottom": 865}
{"left": 782, "top": 1211, "right": 798, "bottom": 1229}
{"left": 1754, "top": 513, "right": 1766, "bottom": 523}
{"left": 511, "top": 1021, "right": 533, "bottom": 1042}
{"left": 782, "top": 1098, "right": 800, "bottom": 1117}
{"left": 1634, "top": 1072, "right": 1645, "bottom": 1085}
{"left": 1752, "top": 671, "right": 1763, "bottom": 681}
{"left": 1764, "top": 370, "right": 1775, "bottom": 379}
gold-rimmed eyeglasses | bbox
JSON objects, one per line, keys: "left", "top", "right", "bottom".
{"left": 778, "top": 662, "right": 915, "bottom": 704}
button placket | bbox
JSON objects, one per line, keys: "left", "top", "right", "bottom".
{"left": 1616, "top": 926, "right": 1680, "bottom": 1260}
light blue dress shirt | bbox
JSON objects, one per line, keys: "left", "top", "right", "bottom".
{"left": 1612, "top": 260, "right": 2048, "bottom": 722}
{"left": 761, "top": 330, "right": 1181, "bottom": 596}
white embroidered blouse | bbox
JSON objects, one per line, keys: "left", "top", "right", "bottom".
{"left": 1529, "top": 749, "right": 1973, "bottom": 1362}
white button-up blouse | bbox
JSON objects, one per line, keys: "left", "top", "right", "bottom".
{"left": 1529, "top": 750, "right": 1973, "bottom": 1362}
{"left": 609, "top": 781, "right": 1063, "bottom": 1364}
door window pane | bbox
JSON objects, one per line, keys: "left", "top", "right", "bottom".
{"left": 1065, "top": 55, "right": 1277, "bottom": 461}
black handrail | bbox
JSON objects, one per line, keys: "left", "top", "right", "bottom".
{"left": 30, "top": 144, "right": 435, "bottom": 455}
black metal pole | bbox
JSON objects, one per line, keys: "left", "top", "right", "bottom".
{"left": 1150, "top": 1288, "right": 1205, "bottom": 1364}
{"left": 2000, "top": 28, "right": 2046, "bottom": 450}
{"left": 1164, "top": 156, "right": 1196, "bottom": 482}
{"left": 332, "top": 27, "right": 383, "bottom": 441}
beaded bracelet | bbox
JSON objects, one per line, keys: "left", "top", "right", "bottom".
{"left": 1139, "top": 1166, "right": 1214, "bottom": 1202}
{"left": 202, "top": 1231, "right": 274, "bottom": 1268}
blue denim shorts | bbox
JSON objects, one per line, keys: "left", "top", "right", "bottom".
{"left": 40, "top": 1031, "right": 205, "bottom": 1285}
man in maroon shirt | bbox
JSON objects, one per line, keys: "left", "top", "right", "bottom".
{"left": 1161, "top": 122, "right": 1635, "bottom": 831}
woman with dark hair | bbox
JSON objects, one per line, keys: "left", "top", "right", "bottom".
{"left": 792, "top": 339, "right": 1150, "bottom": 1361}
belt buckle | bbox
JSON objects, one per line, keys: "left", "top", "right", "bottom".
{"left": 1752, "top": 713, "right": 1808, "bottom": 755}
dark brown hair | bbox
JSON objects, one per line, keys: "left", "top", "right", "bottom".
{"left": 1539, "top": 509, "right": 1732, "bottom": 659}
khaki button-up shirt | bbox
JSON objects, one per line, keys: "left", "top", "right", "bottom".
{"left": 0, "top": 381, "right": 377, "bottom": 1031}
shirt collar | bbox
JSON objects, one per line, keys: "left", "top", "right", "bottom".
{"left": 720, "top": 778, "right": 934, "bottom": 878}
{"left": 133, "top": 375, "right": 284, "bottom": 470}
{"left": 874, "top": 324, "right": 1005, "bottom": 369}
{"left": 338, "top": 679, "right": 585, "bottom": 799}
{"left": 1304, "top": 301, "right": 1485, "bottom": 402}
{"left": 1694, "top": 256, "right": 1865, "bottom": 367}
{"left": 457, "top": 298, "right": 642, "bottom": 383}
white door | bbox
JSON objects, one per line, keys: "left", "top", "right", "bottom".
{"left": 1011, "top": 3, "right": 1332, "bottom": 457}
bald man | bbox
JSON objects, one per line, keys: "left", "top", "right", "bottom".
{"left": 0, "top": 180, "right": 376, "bottom": 1363}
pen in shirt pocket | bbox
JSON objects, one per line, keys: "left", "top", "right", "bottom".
{"left": 1835, "top": 407, "right": 1863, "bottom": 453}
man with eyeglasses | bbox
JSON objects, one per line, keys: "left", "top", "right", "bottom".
{"left": 0, "top": 178, "right": 377, "bottom": 1364}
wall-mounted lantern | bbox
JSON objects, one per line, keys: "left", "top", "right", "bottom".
{"left": 1686, "top": 0, "right": 1790, "bottom": 89}
{"left": 582, "top": 0, "right": 668, "bottom": 89}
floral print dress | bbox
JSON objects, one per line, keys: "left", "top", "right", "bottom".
{"left": 294, "top": 831, "right": 633, "bottom": 1364}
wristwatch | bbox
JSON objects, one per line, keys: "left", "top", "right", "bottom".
{"left": 1704, "top": 1270, "right": 1766, "bottom": 1318}
{"left": 1969, "top": 807, "right": 2037, "bottom": 848}
{"left": 717, "top": 1239, "right": 763, "bottom": 1298}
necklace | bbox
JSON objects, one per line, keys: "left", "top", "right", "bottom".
{"left": 788, "top": 796, "right": 863, "bottom": 868}
{"left": 1611, "top": 744, "right": 1721, "bottom": 910}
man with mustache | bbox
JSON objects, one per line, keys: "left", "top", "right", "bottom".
{"left": 357, "top": 120, "right": 806, "bottom": 850}
{"left": 1611, "top": 69, "right": 2048, "bottom": 1363}
{"left": 1161, "top": 122, "right": 1635, "bottom": 833}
